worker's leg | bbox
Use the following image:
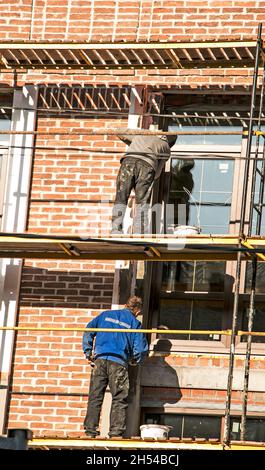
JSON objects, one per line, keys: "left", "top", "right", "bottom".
{"left": 83, "top": 359, "right": 108, "bottom": 436}
{"left": 111, "top": 159, "right": 135, "bottom": 233}
{"left": 134, "top": 160, "right": 155, "bottom": 234}
{"left": 108, "top": 361, "right": 129, "bottom": 437}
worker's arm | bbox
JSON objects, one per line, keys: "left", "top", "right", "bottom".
{"left": 82, "top": 316, "right": 98, "bottom": 360}
{"left": 154, "top": 151, "right": 171, "bottom": 179}
{"left": 131, "top": 324, "right": 149, "bottom": 364}
{"left": 116, "top": 128, "right": 133, "bottom": 146}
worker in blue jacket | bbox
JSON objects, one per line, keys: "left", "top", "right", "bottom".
{"left": 82, "top": 296, "right": 148, "bottom": 438}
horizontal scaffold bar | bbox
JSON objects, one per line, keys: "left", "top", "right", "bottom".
{"left": 0, "top": 326, "right": 232, "bottom": 334}
{"left": 1, "top": 233, "right": 265, "bottom": 261}
{"left": 1, "top": 326, "right": 265, "bottom": 336}
{"left": 0, "top": 129, "right": 254, "bottom": 136}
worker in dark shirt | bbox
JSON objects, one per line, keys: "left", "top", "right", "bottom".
{"left": 111, "top": 130, "right": 177, "bottom": 234}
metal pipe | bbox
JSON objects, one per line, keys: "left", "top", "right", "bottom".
{"left": 223, "top": 250, "right": 242, "bottom": 445}
{"left": 0, "top": 130, "right": 255, "bottom": 136}
{"left": 223, "top": 23, "right": 263, "bottom": 447}
{"left": 248, "top": 60, "right": 265, "bottom": 234}
{"left": 240, "top": 23, "right": 263, "bottom": 235}
{"left": 240, "top": 256, "right": 257, "bottom": 441}
{"left": 241, "top": 25, "right": 264, "bottom": 441}
{"left": 0, "top": 326, "right": 232, "bottom": 334}
{"left": 1, "top": 325, "right": 265, "bottom": 335}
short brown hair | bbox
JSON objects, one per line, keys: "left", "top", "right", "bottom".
{"left": 126, "top": 296, "right": 143, "bottom": 314}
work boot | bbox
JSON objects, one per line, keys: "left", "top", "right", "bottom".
{"left": 84, "top": 428, "right": 97, "bottom": 438}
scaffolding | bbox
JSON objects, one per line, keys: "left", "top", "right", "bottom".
{"left": 0, "top": 26, "right": 265, "bottom": 449}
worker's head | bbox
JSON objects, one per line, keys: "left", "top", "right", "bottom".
{"left": 126, "top": 296, "right": 143, "bottom": 317}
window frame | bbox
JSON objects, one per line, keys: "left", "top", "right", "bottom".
{"left": 142, "top": 409, "right": 265, "bottom": 442}
{"left": 147, "top": 94, "right": 265, "bottom": 354}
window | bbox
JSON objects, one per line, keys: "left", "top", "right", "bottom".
{"left": 240, "top": 303, "right": 265, "bottom": 344}
{"left": 168, "top": 159, "right": 234, "bottom": 234}
{"left": 0, "top": 90, "right": 13, "bottom": 228}
{"left": 144, "top": 413, "right": 221, "bottom": 439}
{"left": 230, "top": 417, "right": 265, "bottom": 442}
{"left": 150, "top": 94, "right": 247, "bottom": 344}
{"left": 242, "top": 262, "right": 265, "bottom": 343}
{"left": 144, "top": 413, "right": 265, "bottom": 442}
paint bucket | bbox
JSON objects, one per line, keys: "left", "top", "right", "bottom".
{"left": 140, "top": 424, "right": 172, "bottom": 439}
{"left": 173, "top": 225, "right": 200, "bottom": 236}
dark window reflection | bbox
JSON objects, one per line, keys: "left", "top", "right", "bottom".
{"left": 230, "top": 417, "right": 265, "bottom": 442}
{"left": 245, "top": 262, "right": 265, "bottom": 294}
{"left": 168, "top": 159, "right": 234, "bottom": 234}
{"left": 159, "top": 299, "right": 224, "bottom": 340}
{"left": 241, "top": 305, "right": 265, "bottom": 343}
{"left": 145, "top": 413, "right": 221, "bottom": 439}
{"left": 162, "top": 261, "right": 225, "bottom": 293}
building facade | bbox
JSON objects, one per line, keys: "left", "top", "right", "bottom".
{"left": 0, "top": 0, "right": 265, "bottom": 442}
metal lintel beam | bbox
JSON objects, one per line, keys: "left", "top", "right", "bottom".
{"left": 0, "top": 41, "right": 258, "bottom": 51}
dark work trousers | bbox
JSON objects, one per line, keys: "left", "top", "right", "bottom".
{"left": 111, "top": 157, "right": 155, "bottom": 234}
{"left": 84, "top": 358, "right": 130, "bottom": 437}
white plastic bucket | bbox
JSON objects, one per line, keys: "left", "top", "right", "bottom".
{"left": 173, "top": 225, "right": 200, "bottom": 236}
{"left": 140, "top": 424, "right": 172, "bottom": 439}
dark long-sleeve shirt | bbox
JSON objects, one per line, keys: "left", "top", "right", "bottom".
{"left": 118, "top": 132, "right": 177, "bottom": 179}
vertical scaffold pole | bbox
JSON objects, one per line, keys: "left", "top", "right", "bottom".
{"left": 223, "top": 23, "right": 263, "bottom": 446}
{"left": 240, "top": 27, "right": 265, "bottom": 441}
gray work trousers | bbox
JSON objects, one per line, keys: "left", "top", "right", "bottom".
{"left": 84, "top": 358, "right": 129, "bottom": 437}
{"left": 111, "top": 157, "right": 155, "bottom": 234}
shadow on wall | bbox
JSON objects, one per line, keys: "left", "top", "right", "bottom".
{"left": 19, "top": 266, "right": 114, "bottom": 309}
{"left": 141, "top": 336, "right": 182, "bottom": 406}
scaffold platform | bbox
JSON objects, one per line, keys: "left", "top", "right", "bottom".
{"left": 1, "top": 233, "right": 265, "bottom": 261}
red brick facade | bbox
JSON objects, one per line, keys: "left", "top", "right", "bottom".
{"left": 1, "top": 1, "right": 265, "bottom": 438}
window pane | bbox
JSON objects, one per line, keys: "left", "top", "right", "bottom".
{"left": 168, "top": 125, "right": 242, "bottom": 147}
{"left": 159, "top": 299, "right": 223, "bottom": 340}
{"left": 230, "top": 417, "right": 265, "bottom": 442}
{"left": 168, "top": 159, "right": 234, "bottom": 234}
{"left": 245, "top": 262, "right": 265, "bottom": 294}
{"left": 144, "top": 413, "right": 221, "bottom": 439}
{"left": 162, "top": 261, "right": 225, "bottom": 293}
{"left": 241, "top": 304, "right": 265, "bottom": 344}
{"left": 183, "top": 415, "right": 221, "bottom": 439}
{"left": 144, "top": 413, "right": 182, "bottom": 438}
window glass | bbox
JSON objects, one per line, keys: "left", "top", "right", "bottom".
{"left": 0, "top": 119, "right": 11, "bottom": 142}
{"left": 168, "top": 158, "right": 234, "bottom": 234}
{"left": 161, "top": 261, "right": 225, "bottom": 293}
{"left": 245, "top": 262, "right": 265, "bottom": 294}
{"left": 240, "top": 304, "right": 265, "bottom": 344}
{"left": 169, "top": 124, "right": 242, "bottom": 147}
{"left": 159, "top": 299, "right": 223, "bottom": 341}
{"left": 144, "top": 413, "right": 221, "bottom": 439}
{"left": 230, "top": 417, "right": 265, "bottom": 442}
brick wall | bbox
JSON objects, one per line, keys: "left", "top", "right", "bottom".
{"left": 0, "top": 0, "right": 264, "bottom": 41}
{"left": 8, "top": 307, "right": 95, "bottom": 437}
{"left": 5, "top": 88, "right": 130, "bottom": 436}
{"left": 2, "top": 0, "right": 265, "bottom": 439}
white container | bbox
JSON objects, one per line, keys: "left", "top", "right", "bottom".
{"left": 140, "top": 424, "right": 172, "bottom": 440}
{"left": 173, "top": 225, "right": 200, "bottom": 236}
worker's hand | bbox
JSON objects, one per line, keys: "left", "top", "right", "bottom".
{"left": 85, "top": 353, "right": 95, "bottom": 367}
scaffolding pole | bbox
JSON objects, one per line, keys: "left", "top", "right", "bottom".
{"left": 223, "top": 23, "right": 263, "bottom": 446}
{"left": 240, "top": 37, "right": 265, "bottom": 440}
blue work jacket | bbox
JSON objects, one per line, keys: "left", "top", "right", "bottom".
{"left": 82, "top": 308, "right": 148, "bottom": 367}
